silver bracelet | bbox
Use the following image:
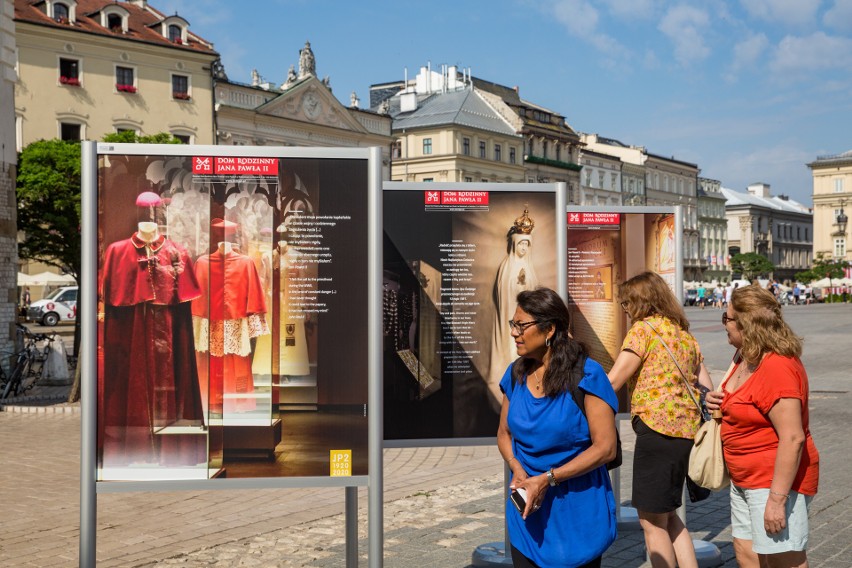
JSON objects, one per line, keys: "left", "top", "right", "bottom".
{"left": 769, "top": 491, "right": 789, "bottom": 499}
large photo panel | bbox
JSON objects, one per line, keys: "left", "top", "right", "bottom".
{"left": 96, "top": 145, "right": 370, "bottom": 482}
{"left": 566, "top": 208, "right": 679, "bottom": 412}
{"left": 383, "top": 185, "right": 559, "bottom": 441}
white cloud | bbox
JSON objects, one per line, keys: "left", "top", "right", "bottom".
{"left": 740, "top": 0, "right": 820, "bottom": 27}
{"left": 728, "top": 33, "right": 769, "bottom": 77}
{"left": 824, "top": 0, "right": 852, "bottom": 31}
{"left": 547, "top": 0, "right": 632, "bottom": 59}
{"left": 770, "top": 32, "right": 852, "bottom": 75}
{"left": 600, "top": 0, "right": 658, "bottom": 20}
{"left": 658, "top": 5, "right": 711, "bottom": 66}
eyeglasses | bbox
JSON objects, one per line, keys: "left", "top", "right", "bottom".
{"left": 722, "top": 314, "right": 737, "bottom": 325}
{"left": 620, "top": 301, "right": 629, "bottom": 311}
{"left": 508, "top": 319, "right": 539, "bottom": 334}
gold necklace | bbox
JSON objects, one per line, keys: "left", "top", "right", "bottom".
{"left": 532, "top": 366, "right": 544, "bottom": 390}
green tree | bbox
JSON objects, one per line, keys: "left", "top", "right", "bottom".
{"left": 16, "top": 139, "right": 82, "bottom": 280}
{"left": 730, "top": 252, "right": 775, "bottom": 280}
{"left": 17, "top": 134, "right": 184, "bottom": 402}
{"left": 797, "top": 252, "right": 850, "bottom": 302}
{"left": 101, "top": 131, "right": 184, "bottom": 144}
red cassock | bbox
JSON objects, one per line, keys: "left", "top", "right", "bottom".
{"left": 191, "top": 249, "right": 268, "bottom": 415}
{"left": 100, "top": 234, "right": 206, "bottom": 467}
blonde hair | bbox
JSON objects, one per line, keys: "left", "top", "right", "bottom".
{"left": 731, "top": 285, "right": 802, "bottom": 366}
{"left": 618, "top": 271, "right": 689, "bottom": 330}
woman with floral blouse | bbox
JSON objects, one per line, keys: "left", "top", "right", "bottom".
{"left": 608, "top": 272, "right": 714, "bottom": 568}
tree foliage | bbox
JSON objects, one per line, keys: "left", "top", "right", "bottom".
{"left": 796, "top": 252, "right": 850, "bottom": 283}
{"left": 730, "top": 252, "right": 775, "bottom": 280}
{"left": 102, "top": 131, "right": 184, "bottom": 144}
{"left": 16, "top": 139, "right": 82, "bottom": 280}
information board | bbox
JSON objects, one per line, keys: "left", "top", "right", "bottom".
{"left": 566, "top": 207, "right": 681, "bottom": 411}
{"left": 382, "top": 183, "right": 563, "bottom": 442}
{"left": 90, "top": 144, "right": 374, "bottom": 483}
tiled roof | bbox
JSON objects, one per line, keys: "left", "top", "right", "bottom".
{"left": 387, "top": 88, "right": 517, "bottom": 136}
{"left": 14, "top": 0, "right": 217, "bottom": 55}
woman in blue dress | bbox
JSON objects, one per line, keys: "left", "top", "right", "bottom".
{"left": 497, "top": 287, "right": 618, "bottom": 567}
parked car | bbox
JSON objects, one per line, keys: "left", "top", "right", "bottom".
{"left": 26, "top": 286, "right": 77, "bottom": 326}
{"left": 683, "top": 289, "right": 698, "bottom": 306}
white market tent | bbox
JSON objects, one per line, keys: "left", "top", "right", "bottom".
{"left": 21, "top": 271, "right": 76, "bottom": 286}
{"left": 808, "top": 277, "right": 834, "bottom": 289}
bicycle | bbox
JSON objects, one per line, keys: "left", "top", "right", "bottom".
{"left": 0, "top": 324, "right": 57, "bottom": 400}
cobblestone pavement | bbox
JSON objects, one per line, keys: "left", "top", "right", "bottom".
{"left": 1, "top": 304, "right": 849, "bottom": 567}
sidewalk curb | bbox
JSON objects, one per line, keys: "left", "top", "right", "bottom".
{"left": 0, "top": 399, "right": 80, "bottom": 413}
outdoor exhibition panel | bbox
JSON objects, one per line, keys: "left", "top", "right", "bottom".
{"left": 81, "top": 143, "right": 381, "bottom": 489}
{"left": 382, "top": 182, "right": 566, "bottom": 444}
{"left": 566, "top": 207, "right": 682, "bottom": 386}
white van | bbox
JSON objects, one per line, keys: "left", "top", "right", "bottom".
{"left": 26, "top": 286, "right": 78, "bottom": 326}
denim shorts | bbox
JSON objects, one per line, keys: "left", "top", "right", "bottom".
{"left": 730, "top": 484, "right": 812, "bottom": 554}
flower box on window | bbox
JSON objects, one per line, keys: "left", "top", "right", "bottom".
{"left": 172, "top": 37, "right": 183, "bottom": 45}
{"left": 116, "top": 84, "right": 137, "bottom": 94}
{"left": 60, "top": 76, "right": 81, "bottom": 86}
{"left": 172, "top": 92, "right": 191, "bottom": 100}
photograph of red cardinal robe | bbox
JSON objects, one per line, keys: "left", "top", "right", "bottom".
{"left": 191, "top": 247, "right": 269, "bottom": 415}
{"left": 100, "top": 234, "right": 206, "bottom": 466}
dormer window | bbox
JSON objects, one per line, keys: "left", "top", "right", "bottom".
{"left": 159, "top": 15, "right": 189, "bottom": 45}
{"left": 54, "top": 3, "right": 69, "bottom": 22}
{"left": 168, "top": 25, "right": 182, "bottom": 43}
{"left": 100, "top": 5, "right": 129, "bottom": 33}
{"left": 45, "top": 0, "right": 77, "bottom": 23}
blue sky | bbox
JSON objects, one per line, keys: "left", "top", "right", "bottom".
{"left": 153, "top": 0, "right": 852, "bottom": 206}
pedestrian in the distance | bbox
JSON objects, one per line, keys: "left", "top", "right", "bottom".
{"left": 705, "top": 285, "right": 819, "bottom": 568}
{"left": 608, "top": 272, "right": 714, "bottom": 568}
{"left": 498, "top": 287, "right": 618, "bottom": 567}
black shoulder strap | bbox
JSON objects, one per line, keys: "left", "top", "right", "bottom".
{"left": 570, "top": 355, "right": 588, "bottom": 417}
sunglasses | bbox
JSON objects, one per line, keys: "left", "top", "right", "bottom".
{"left": 722, "top": 314, "right": 737, "bottom": 325}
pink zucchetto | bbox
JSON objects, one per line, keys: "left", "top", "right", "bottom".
{"left": 135, "top": 192, "right": 162, "bottom": 207}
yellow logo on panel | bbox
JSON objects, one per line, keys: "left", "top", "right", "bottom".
{"left": 330, "top": 449, "right": 352, "bottom": 476}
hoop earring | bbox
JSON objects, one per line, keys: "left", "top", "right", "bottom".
{"left": 545, "top": 337, "right": 551, "bottom": 347}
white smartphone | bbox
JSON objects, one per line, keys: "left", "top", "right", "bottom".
{"left": 510, "top": 487, "right": 527, "bottom": 513}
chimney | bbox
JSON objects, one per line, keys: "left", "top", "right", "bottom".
{"left": 747, "top": 183, "right": 771, "bottom": 198}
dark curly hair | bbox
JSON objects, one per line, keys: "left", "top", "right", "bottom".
{"left": 511, "top": 287, "right": 587, "bottom": 396}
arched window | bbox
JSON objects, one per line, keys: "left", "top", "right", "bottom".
{"left": 168, "top": 24, "right": 182, "bottom": 43}
{"left": 54, "top": 3, "right": 69, "bottom": 21}
{"left": 107, "top": 14, "right": 122, "bottom": 30}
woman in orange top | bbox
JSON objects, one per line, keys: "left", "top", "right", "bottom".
{"left": 706, "top": 285, "right": 818, "bottom": 568}
{"left": 609, "top": 272, "right": 714, "bottom": 568}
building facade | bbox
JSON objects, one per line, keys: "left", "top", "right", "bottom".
{"left": 578, "top": 148, "right": 622, "bottom": 206}
{"left": 723, "top": 183, "right": 812, "bottom": 283}
{"left": 213, "top": 42, "right": 392, "bottom": 170}
{"left": 580, "top": 133, "right": 702, "bottom": 280}
{"left": 808, "top": 150, "right": 852, "bottom": 263}
{"left": 1, "top": 0, "right": 18, "bottom": 355}
{"left": 697, "top": 177, "right": 730, "bottom": 283}
{"left": 371, "top": 64, "right": 582, "bottom": 199}
{"left": 13, "top": 0, "right": 218, "bottom": 146}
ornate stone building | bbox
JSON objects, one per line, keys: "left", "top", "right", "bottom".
{"left": 1, "top": 0, "right": 18, "bottom": 355}
{"left": 370, "top": 64, "right": 582, "bottom": 198}
{"left": 213, "top": 41, "right": 392, "bottom": 166}
{"left": 578, "top": 148, "right": 622, "bottom": 206}
{"left": 13, "top": 0, "right": 219, "bottom": 146}
{"left": 808, "top": 150, "right": 852, "bottom": 263}
{"left": 580, "top": 133, "right": 702, "bottom": 280}
{"left": 698, "top": 177, "right": 730, "bottom": 282}
{"left": 722, "top": 183, "right": 812, "bottom": 283}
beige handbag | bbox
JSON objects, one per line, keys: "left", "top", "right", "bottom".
{"left": 687, "top": 359, "right": 736, "bottom": 491}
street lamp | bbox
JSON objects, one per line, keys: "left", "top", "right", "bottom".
{"left": 837, "top": 204, "right": 848, "bottom": 236}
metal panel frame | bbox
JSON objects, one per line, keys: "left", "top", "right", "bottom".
{"left": 381, "top": 181, "right": 566, "bottom": 448}
{"left": 80, "top": 142, "right": 382, "bottom": 566}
